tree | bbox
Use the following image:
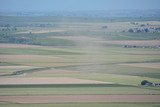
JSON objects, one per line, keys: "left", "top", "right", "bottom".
{"left": 128, "top": 28, "right": 134, "bottom": 33}
{"left": 141, "top": 80, "right": 152, "bottom": 86}
{"left": 12, "top": 27, "right": 17, "bottom": 31}
{"left": 102, "top": 26, "right": 108, "bottom": 29}
{"left": 39, "top": 24, "right": 45, "bottom": 27}
{"left": 141, "top": 80, "right": 149, "bottom": 85}
{"left": 144, "top": 28, "right": 149, "bottom": 32}
{"left": 4, "top": 24, "right": 10, "bottom": 27}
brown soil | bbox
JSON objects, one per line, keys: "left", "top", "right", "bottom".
{"left": 15, "top": 29, "right": 66, "bottom": 34}
{"left": 26, "top": 68, "right": 80, "bottom": 76}
{"left": 0, "top": 43, "right": 44, "bottom": 48}
{"left": 50, "top": 36, "right": 98, "bottom": 41}
{"left": 0, "top": 55, "right": 63, "bottom": 62}
{"left": 0, "top": 66, "right": 33, "bottom": 69}
{"left": 104, "top": 40, "right": 160, "bottom": 46}
{"left": 0, "top": 43, "right": 64, "bottom": 49}
{"left": 0, "top": 77, "right": 109, "bottom": 85}
{"left": 0, "top": 95, "right": 159, "bottom": 103}
{"left": 120, "top": 62, "right": 160, "bottom": 69}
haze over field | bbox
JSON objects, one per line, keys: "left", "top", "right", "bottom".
{"left": 0, "top": 0, "right": 160, "bottom": 107}
{"left": 0, "top": 0, "right": 160, "bottom": 17}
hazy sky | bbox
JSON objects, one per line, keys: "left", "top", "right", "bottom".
{"left": 0, "top": 0, "right": 160, "bottom": 12}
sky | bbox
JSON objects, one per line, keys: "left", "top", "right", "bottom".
{"left": 0, "top": 0, "right": 160, "bottom": 12}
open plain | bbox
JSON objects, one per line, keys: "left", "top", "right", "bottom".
{"left": 0, "top": 16, "right": 160, "bottom": 107}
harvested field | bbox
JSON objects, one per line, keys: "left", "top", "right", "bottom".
{"left": 104, "top": 40, "right": 160, "bottom": 46}
{"left": 0, "top": 77, "right": 109, "bottom": 85}
{"left": 0, "top": 43, "right": 44, "bottom": 48}
{"left": 147, "top": 21, "right": 160, "bottom": 25}
{"left": 0, "top": 43, "right": 65, "bottom": 49}
{"left": 0, "top": 66, "right": 34, "bottom": 69}
{"left": 0, "top": 95, "right": 160, "bottom": 103}
{"left": 26, "top": 68, "right": 80, "bottom": 76}
{"left": 50, "top": 36, "right": 98, "bottom": 41}
{"left": 0, "top": 55, "right": 63, "bottom": 62}
{"left": 0, "top": 55, "right": 61, "bottom": 60}
{"left": 15, "top": 29, "right": 66, "bottom": 34}
{"left": 120, "top": 62, "right": 160, "bottom": 69}
{"left": 0, "top": 66, "right": 38, "bottom": 76}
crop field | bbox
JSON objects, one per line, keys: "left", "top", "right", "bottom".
{"left": 0, "top": 16, "right": 160, "bottom": 107}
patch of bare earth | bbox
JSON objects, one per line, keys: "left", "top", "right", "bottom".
{"left": 147, "top": 21, "right": 160, "bottom": 25}
{"left": 0, "top": 77, "right": 109, "bottom": 85}
{"left": 0, "top": 95, "right": 160, "bottom": 103}
{"left": 25, "top": 68, "right": 80, "bottom": 77}
{"left": 50, "top": 36, "right": 98, "bottom": 41}
{"left": 120, "top": 62, "right": 160, "bottom": 69}
{"left": 0, "top": 43, "right": 45, "bottom": 48}
{"left": 0, "top": 43, "right": 66, "bottom": 49}
{"left": 103, "top": 40, "right": 160, "bottom": 46}
{"left": 15, "top": 29, "right": 66, "bottom": 34}
{"left": 0, "top": 66, "right": 36, "bottom": 75}
{"left": 0, "top": 55, "right": 63, "bottom": 62}
{"left": 0, "top": 66, "right": 34, "bottom": 69}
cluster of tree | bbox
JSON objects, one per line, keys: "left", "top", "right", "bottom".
{"left": 141, "top": 80, "right": 152, "bottom": 86}
{"left": 150, "top": 27, "right": 160, "bottom": 31}
{"left": 30, "top": 23, "right": 54, "bottom": 27}
{"left": 130, "top": 22, "right": 149, "bottom": 27}
{"left": 130, "top": 22, "right": 139, "bottom": 25}
{"left": 127, "top": 28, "right": 150, "bottom": 33}
{"left": 0, "top": 33, "right": 33, "bottom": 44}
{"left": 127, "top": 27, "right": 160, "bottom": 33}
{"left": 0, "top": 23, "right": 55, "bottom": 31}
{"left": 14, "top": 23, "right": 54, "bottom": 27}
{"left": 39, "top": 24, "right": 52, "bottom": 27}
{"left": 101, "top": 26, "right": 108, "bottom": 29}
{"left": 0, "top": 24, "right": 17, "bottom": 31}
{"left": 123, "top": 45, "right": 160, "bottom": 49}
{"left": 141, "top": 80, "right": 160, "bottom": 87}
{"left": 0, "top": 24, "right": 11, "bottom": 27}
{"left": 128, "top": 22, "right": 160, "bottom": 33}
{"left": 0, "top": 27, "right": 17, "bottom": 31}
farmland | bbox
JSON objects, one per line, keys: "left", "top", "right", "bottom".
{"left": 0, "top": 16, "right": 160, "bottom": 107}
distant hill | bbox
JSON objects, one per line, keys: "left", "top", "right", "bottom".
{"left": 0, "top": 9, "right": 160, "bottom": 18}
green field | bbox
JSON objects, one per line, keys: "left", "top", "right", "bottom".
{"left": 0, "top": 16, "right": 160, "bottom": 106}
